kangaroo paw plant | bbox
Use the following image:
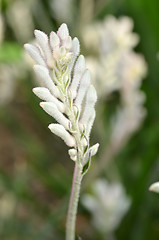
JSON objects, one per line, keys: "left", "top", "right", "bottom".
{"left": 24, "top": 23, "right": 99, "bottom": 240}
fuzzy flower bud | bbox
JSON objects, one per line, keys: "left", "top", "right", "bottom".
{"left": 49, "top": 124, "right": 75, "bottom": 147}
{"left": 89, "top": 143, "right": 99, "bottom": 157}
{"left": 81, "top": 85, "right": 97, "bottom": 125}
{"left": 33, "top": 87, "right": 65, "bottom": 112}
{"left": 70, "top": 55, "right": 86, "bottom": 99}
{"left": 40, "top": 102, "right": 70, "bottom": 130}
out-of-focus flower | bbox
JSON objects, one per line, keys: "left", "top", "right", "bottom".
{"left": 98, "top": 16, "right": 139, "bottom": 54}
{"left": 0, "top": 65, "right": 17, "bottom": 105}
{"left": 83, "top": 15, "right": 139, "bottom": 54}
{"left": 0, "top": 13, "right": 4, "bottom": 45}
{"left": 6, "top": 0, "right": 34, "bottom": 42}
{"left": 111, "top": 52, "right": 147, "bottom": 146}
{"left": 82, "top": 179, "right": 131, "bottom": 234}
{"left": 25, "top": 23, "right": 99, "bottom": 165}
{"left": 82, "top": 15, "right": 146, "bottom": 99}
{"left": 149, "top": 182, "right": 159, "bottom": 193}
{"left": 117, "top": 51, "right": 147, "bottom": 88}
{"left": 50, "top": 0, "right": 74, "bottom": 24}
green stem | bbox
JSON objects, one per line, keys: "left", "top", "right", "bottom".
{"left": 66, "top": 163, "right": 83, "bottom": 240}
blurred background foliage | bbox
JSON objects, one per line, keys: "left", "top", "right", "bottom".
{"left": 0, "top": 0, "right": 159, "bottom": 239}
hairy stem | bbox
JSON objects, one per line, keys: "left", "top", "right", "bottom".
{"left": 66, "top": 163, "right": 83, "bottom": 240}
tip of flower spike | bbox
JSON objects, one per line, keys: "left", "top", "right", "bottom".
{"left": 57, "top": 23, "right": 69, "bottom": 40}
{"left": 149, "top": 182, "right": 159, "bottom": 193}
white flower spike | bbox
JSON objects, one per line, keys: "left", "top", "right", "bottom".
{"left": 24, "top": 23, "right": 99, "bottom": 166}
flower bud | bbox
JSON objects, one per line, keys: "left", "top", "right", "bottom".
{"left": 40, "top": 102, "right": 69, "bottom": 130}
{"left": 49, "top": 124, "right": 75, "bottom": 147}
{"left": 24, "top": 44, "right": 46, "bottom": 67}
{"left": 89, "top": 143, "right": 99, "bottom": 157}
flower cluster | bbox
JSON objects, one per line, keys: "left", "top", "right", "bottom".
{"left": 24, "top": 23, "right": 99, "bottom": 167}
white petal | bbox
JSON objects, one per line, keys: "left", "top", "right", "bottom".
{"left": 74, "top": 70, "right": 91, "bottom": 112}
{"left": 63, "top": 36, "right": 72, "bottom": 50}
{"left": 81, "top": 85, "right": 97, "bottom": 124}
{"left": 40, "top": 102, "right": 69, "bottom": 130}
{"left": 85, "top": 108, "right": 96, "bottom": 138}
{"left": 89, "top": 143, "right": 99, "bottom": 157}
{"left": 70, "top": 55, "right": 85, "bottom": 99}
{"left": 24, "top": 44, "right": 46, "bottom": 67}
{"left": 33, "top": 87, "right": 65, "bottom": 112}
{"left": 57, "top": 23, "right": 69, "bottom": 40}
{"left": 69, "top": 37, "right": 80, "bottom": 74}
{"left": 149, "top": 182, "right": 159, "bottom": 193}
{"left": 49, "top": 124, "right": 75, "bottom": 147}
{"left": 34, "top": 30, "right": 53, "bottom": 66}
{"left": 71, "top": 37, "right": 80, "bottom": 56}
{"left": 33, "top": 65, "right": 60, "bottom": 98}
{"left": 50, "top": 31, "right": 60, "bottom": 50}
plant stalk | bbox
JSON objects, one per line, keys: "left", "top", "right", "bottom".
{"left": 66, "top": 162, "right": 83, "bottom": 240}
